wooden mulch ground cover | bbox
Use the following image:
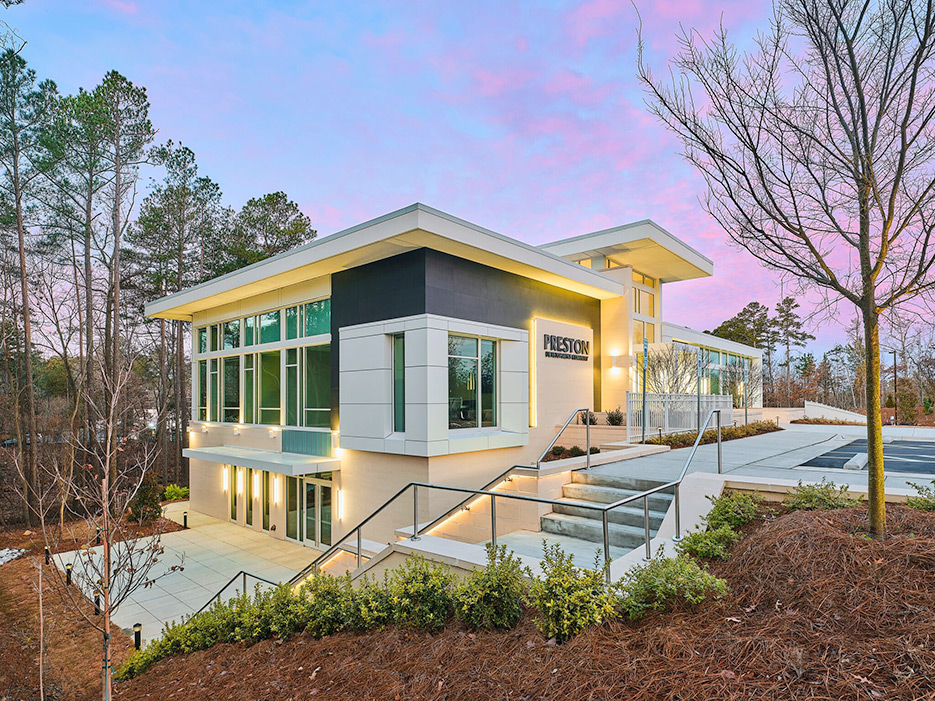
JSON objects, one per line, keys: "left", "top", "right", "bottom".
{"left": 0, "top": 515, "right": 182, "bottom": 700}
{"left": 113, "top": 505, "right": 935, "bottom": 700}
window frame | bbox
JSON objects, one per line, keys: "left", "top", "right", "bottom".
{"left": 447, "top": 334, "right": 498, "bottom": 431}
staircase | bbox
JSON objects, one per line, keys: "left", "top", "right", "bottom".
{"left": 540, "top": 472, "right": 673, "bottom": 550}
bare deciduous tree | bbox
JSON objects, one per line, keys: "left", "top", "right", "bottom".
{"left": 638, "top": 0, "right": 935, "bottom": 536}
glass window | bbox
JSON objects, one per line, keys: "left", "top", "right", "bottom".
{"left": 448, "top": 335, "right": 496, "bottom": 430}
{"left": 222, "top": 356, "right": 240, "bottom": 423}
{"left": 259, "top": 350, "right": 281, "bottom": 425}
{"left": 209, "top": 325, "right": 219, "bottom": 352}
{"left": 286, "top": 347, "right": 299, "bottom": 426}
{"left": 223, "top": 319, "right": 240, "bottom": 349}
{"left": 320, "top": 484, "right": 332, "bottom": 546}
{"left": 197, "top": 360, "right": 207, "bottom": 421}
{"left": 259, "top": 311, "right": 281, "bottom": 344}
{"left": 244, "top": 316, "right": 256, "bottom": 346}
{"left": 646, "top": 323, "right": 656, "bottom": 343}
{"left": 303, "top": 344, "right": 330, "bottom": 428}
{"left": 633, "top": 322, "right": 644, "bottom": 348}
{"left": 245, "top": 468, "right": 254, "bottom": 526}
{"left": 303, "top": 298, "right": 330, "bottom": 337}
{"left": 209, "top": 359, "right": 219, "bottom": 421}
{"left": 286, "top": 306, "right": 299, "bottom": 340}
{"left": 393, "top": 334, "right": 405, "bottom": 432}
{"left": 244, "top": 354, "right": 255, "bottom": 423}
{"left": 229, "top": 465, "right": 237, "bottom": 521}
{"left": 197, "top": 327, "right": 207, "bottom": 354}
{"left": 262, "top": 470, "right": 270, "bottom": 530}
{"left": 481, "top": 339, "right": 496, "bottom": 428}
{"left": 304, "top": 481, "right": 316, "bottom": 544}
{"left": 286, "top": 476, "right": 300, "bottom": 540}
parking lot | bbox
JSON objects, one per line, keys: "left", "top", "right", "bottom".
{"left": 803, "top": 439, "right": 935, "bottom": 474}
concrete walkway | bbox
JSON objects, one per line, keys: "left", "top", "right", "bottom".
{"left": 583, "top": 424, "right": 935, "bottom": 492}
{"left": 54, "top": 501, "right": 314, "bottom": 644}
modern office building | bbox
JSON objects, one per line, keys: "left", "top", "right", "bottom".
{"left": 146, "top": 203, "right": 761, "bottom": 551}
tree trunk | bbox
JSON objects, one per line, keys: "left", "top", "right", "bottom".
{"left": 862, "top": 305, "right": 886, "bottom": 538}
{"left": 13, "top": 154, "right": 39, "bottom": 525}
{"left": 101, "top": 475, "right": 112, "bottom": 701}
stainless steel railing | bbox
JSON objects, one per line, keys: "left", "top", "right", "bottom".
{"left": 195, "top": 570, "right": 280, "bottom": 615}
{"left": 287, "top": 409, "right": 723, "bottom": 586}
{"left": 535, "top": 407, "right": 592, "bottom": 470}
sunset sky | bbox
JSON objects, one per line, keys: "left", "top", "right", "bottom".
{"left": 12, "top": 0, "right": 852, "bottom": 350}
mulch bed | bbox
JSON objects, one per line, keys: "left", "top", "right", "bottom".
{"left": 113, "top": 504, "right": 935, "bottom": 700}
{"left": 0, "top": 516, "right": 182, "bottom": 700}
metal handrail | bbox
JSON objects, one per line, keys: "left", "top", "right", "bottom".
{"left": 286, "top": 409, "right": 723, "bottom": 588}
{"left": 536, "top": 407, "right": 592, "bottom": 470}
{"left": 195, "top": 570, "right": 280, "bottom": 615}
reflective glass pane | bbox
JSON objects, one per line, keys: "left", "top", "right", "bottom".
{"left": 481, "top": 339, "right": 496, "bottom": 428}
{"left": 259, "top": 351, "right": 280, "bottom": 425}
{"left": 304, "top": 481, "right": 316, "bottom": 545}
{"left": 197, "top": 327, "right": 207, "bottom": 354}
{"left": 448, "top": 335, "right": 477, "bottom": 358}
{"left": 320, "top": 485, "right": 332, "bottom": 546}
{"left": 259, "top": 311, "right": 281, "bottom": 344}
{"left": 198, "top": 360, "right": 207, "bottom": 421}
{"left": 244, "top": 355, "right": 255, "bottom": 424}
{"left": 223, "top": 357, "right": 240, "bottom": 422}
{"left": 393, "top": 335, "right": 405, "bottom": 432}
{"left": 449, "top": 357, "right": 478, "bottom": 429}
{"left": 229, "top": 466, "right": 237, "bottom": 521}
{"left": 303, "top": 298, "right": 330, "bottom": 337}
{"left": 245, "top": 468, "right": 253, "bottom": 526}
{"left": 223, "top": 319, "right": 240, "bottom": 349}
{"left": 286, "top": 476, "right": 299, "bottom": 540}
{"left": 210, "top": 325, "right": 219, "bottom": 351}
{"left": 286, "top": 349, "right": 299, "bottom": 426}
{"left": 304, "top": 345, "right": 330, "bottom": 427}
{"left": 262, "top": 471, "right": 270, "bottom": 530}
{"left": 209, "top": 359, "right": 219, "bottom": 421}
{"left": 286, "top": 306, "right": 299, "bottom": 340}
{"left": 244, "top": 316, "right": 256, "bottom": 346}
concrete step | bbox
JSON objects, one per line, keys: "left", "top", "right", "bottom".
{"left": 539, "top": 512, "right": 651, "bottom": 550}
{"left": 551, "top": 498, "right": 665, "bottom": 530}
{"left": 560, "top": 482, "right": 673, "bottom": 512}
{"left": 572, "top": 471, "right": 676, "bottom": 493}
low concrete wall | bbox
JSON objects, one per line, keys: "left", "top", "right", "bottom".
{"left": 804, "top": 401, "right": 866, "bottom": 423}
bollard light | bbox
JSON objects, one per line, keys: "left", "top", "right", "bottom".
{"left": 65, "top": 562, "right": 73, "bottom": 585}
{"left": 44, "top": 546, "right": 50, "bottom": 565}
{"left": 183, "top": 511, "right": 188, "bottom": 529}
{"left": 133, "top": 623, "right": 142, "bottom": 650}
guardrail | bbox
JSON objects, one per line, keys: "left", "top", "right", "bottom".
{"left": 195, "top": 570, "right": 280, "bottom": 615}
{"left": 289, "top": 409, "right": 724, "bottom": 585}
{"left": 535, "top": 407, "right": 592, "bottom": 470}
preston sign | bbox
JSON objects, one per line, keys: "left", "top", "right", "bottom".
{"left": 543, "top": 334, "right": 590, "bottom": 361}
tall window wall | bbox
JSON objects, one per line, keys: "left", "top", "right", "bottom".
{"left": 631, "top": 269, "right": 657, "bottom": 349}
{"left": 194, "top": 298, "right": 332, "bottom": 431}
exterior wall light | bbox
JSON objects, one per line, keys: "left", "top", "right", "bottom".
{"left": 253, "top": 472, "right": 260, "bottom": 495}
{"left": 236, "top": 468, "right": 244, "bottom": 495}
{"left": 611, "top": 355, "right": 622, "bottom": 375}
{"left": 273, "top": 476, "right": 280, "bottom": 504}
{"left": 337, "top": 489, "right": 344, "bottom": 519}
{"left": 268, "top": 427, "right": 279, "bottom": 439}
{"left": 201, "top": 424, "right": 208, "bottom": 433}
{"left": 222, "top": 467, "right": 228, "bottom": 492}
{"left": 233, "top": 425, "right": 241, "bottom": 435}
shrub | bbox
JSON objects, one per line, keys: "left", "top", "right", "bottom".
{"left": 785, "top": 478, "right": 862, "bottom": 511}
{"left": 580, "top": 410, "right": 598, "bottom": 425}
{"left": 455, "top": 544, "right": 526, "bottom": 630}
{"left": 127, "top": 480, "right": 162, "bottom": 522}
{"left": 897, "top": 388, "right": 919, "bottom": 425}
{"left": 606, "top": 406, "right": 624, "bottom": 426}
{"left": 589, "top": 446, "right": 600, "bottom": 455}
{"left": 346, "top": 575, "right": 395, "bottom": 630}
{"left": 551, "top": 445, "right": 565, "bottom": 456}
{"left": 924, "top": 398, "right": 934, "bottom": 415}
{"left": 675, "top": 525, "right": 741, "bottom": 560}
{"left": 645, "top": 421, "right": 782, "bottom": 448}
{"left": 525, "top": 542, "right": 614, "bottom": 642}
{"left": 297, "top": 574, "right": 352, "bottom": 638}
{"left": 704, "top": 492, "right": 763, "bottom": 531}
{"left": 162, "top": 484, "right": 190, "bottom": 502}
{"left": 616, "top": 555, "right": 728, "bottom": 621}
{"left": 567, "top": 445, "right": 586, "bottom": 458}
{"left": 388, "top": 555, "right": 455, "bottom": 632}
{"left": 907, "top": 480, "right": 935, "bottom": 512}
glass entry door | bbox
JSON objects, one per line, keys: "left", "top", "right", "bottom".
{"left": 301, "top": 477, "right": 332, "bottom": 549}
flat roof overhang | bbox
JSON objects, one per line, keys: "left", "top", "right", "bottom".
{"left": 538, "top": 220, "right": 713, "bottom": 283}
{"left": 183, "top": 445, "right": 339, "bottom": 477}
{"left": 146, "top": 204, "right": 625, "bottom": 321}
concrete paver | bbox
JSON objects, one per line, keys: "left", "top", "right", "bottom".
{"left": 54, "top": 501, "right": 316, "bottom": 644}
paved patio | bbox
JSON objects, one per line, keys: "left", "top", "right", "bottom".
{"left": 54, "top": 501, "right": 315, "bottom": 643}
{"left": 583, "top": 423, "right": 935, "bottom": 491}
